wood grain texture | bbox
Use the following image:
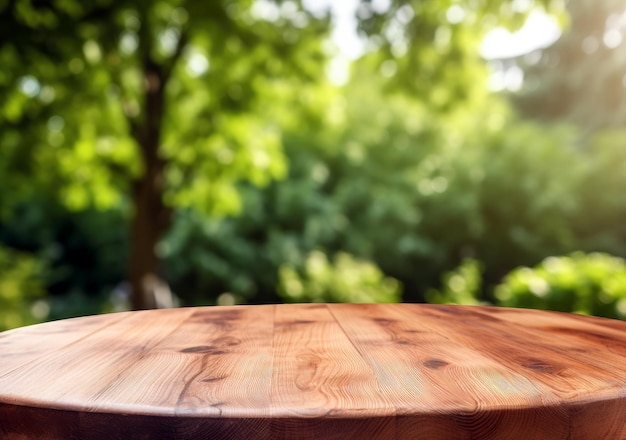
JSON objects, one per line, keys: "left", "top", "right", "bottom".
{"left": 1, "top": 304, "right": 626, "bottom": 439}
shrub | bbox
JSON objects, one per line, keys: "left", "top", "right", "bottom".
{"left": 278, "top": 250, "right": 401, "bottom": 304}
{"left": 425, "top": 258, "right": 484, "bottom": 305}
{"left": 495, "top": 252, "right": 626, "bottom": 319}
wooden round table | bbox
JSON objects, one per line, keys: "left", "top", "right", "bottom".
{"left": 1, "top": 303, "right": 626, "bottom": 439}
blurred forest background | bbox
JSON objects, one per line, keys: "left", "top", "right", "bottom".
{"left": 3, "top": 0, "right": 626, "bottom": 331}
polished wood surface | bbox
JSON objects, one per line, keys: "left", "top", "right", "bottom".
{"left": 1, "top": 303, "right": 626, "bottom": 439}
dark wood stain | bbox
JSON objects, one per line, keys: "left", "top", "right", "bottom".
{"left": 190, "top": 309, "right": 243, "bottom": 328}
{"left": 280, "top": 320, "right": 315, "bottom": 326}
{"left": 371, "top": 318, "right": 396, "bottom": 326}
{"left": 201, "top": 376, "right": 226, "bottom": 383}
{"left": 519, "top": 358, "right": 562, "bottom": 374}
{"left": 423, "top": 359, "right": 449, "bottom": 369}
{"left": 180, "top": 346, "right": 216, "bottom": 354}
{"left": 395, "top": 340, "right": 413, "bottom": 346}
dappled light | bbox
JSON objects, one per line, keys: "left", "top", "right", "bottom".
{"left": 2, "top": 0, "right": 626, "bottom": 329}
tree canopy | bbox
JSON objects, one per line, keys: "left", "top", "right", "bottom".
{"left": 1, "top": 0, "right": 331, "bottom": 308}
{"left": 5, "top": 0, "right": 614, "bottom": 326}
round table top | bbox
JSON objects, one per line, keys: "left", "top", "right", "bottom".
{"left": 1, "top": 303, "right": 626, "bottom": 439}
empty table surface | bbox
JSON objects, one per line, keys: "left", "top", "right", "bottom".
{"left": 1, "top": 303, "right": 626, "bottom": 439}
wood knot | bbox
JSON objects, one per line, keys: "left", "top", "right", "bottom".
{"left": 423, "top": 359, "right": 449, "bottom": 369}
{"left": 202, "top": 376, "right": 226, "bottom": 383}
{"left": 520, "top": 358, "right": 560, "bottom": 373}
{"left": 372, "top": 318, "right": 396, "bottom": 326}
{"left": 180, "top": 346, "right": 226, "bottom": 355}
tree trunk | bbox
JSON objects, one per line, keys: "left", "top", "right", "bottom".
{"left": 125, "top": 15, "right": 188, "bottom": 310}
{"left": 128, "top": 58, "right": 172, "bottom": 310}
{"left": 128, "top": 167, "right": 168, "bottom": 310}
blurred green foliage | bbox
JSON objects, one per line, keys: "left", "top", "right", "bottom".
{"left": 425, "top": 259, "right": 484, "bottom": 306}
{"left": 429, "top": 253, "right": 626, "bottom": 320}
{"left": 6, "top": 64, "right": 626, "bottom": 319}
{"left": 156, "top": 75, "right": 626, "bottom": 308}
{"left": 0, "top": 245, "right": 46, "bottom": 331}
{"left": 0, "top": 0, "right": 329, "bottom": 214}
{"left": 496, "top": 253, "right": 626, "bottom": 319}
{"left": 0, "top": 0, "right": 334, "bottom": 309}
{"left": 0, "top": 198, "right": 127, "bottom": 321}
{"left": 278, "top": 251, "right": 401, "bottom": 303}
{"left": 2, "top": 0, "right": 626, "bottom": 328}
{"left": 357, "top": 0, "right": 564, "bottom": 109}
